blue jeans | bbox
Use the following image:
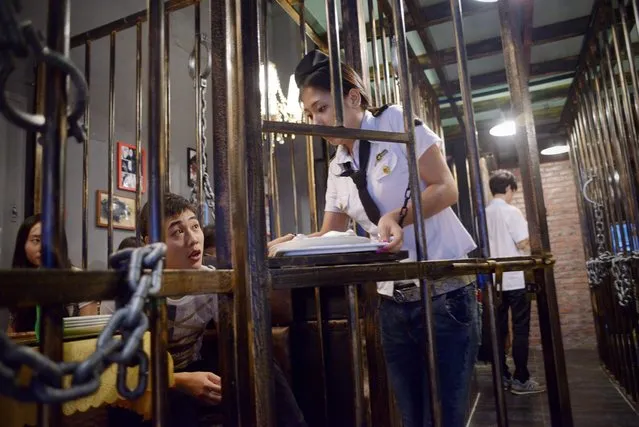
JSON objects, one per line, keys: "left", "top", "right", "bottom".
{"left": 379, "top": 284, "right": 480, "bottom": 427}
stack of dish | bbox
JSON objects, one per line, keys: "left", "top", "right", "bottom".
{"left": 63, "top": 314, "right": 112, "bottom": 338}
{"left": 271, "top": 230, "right": 385, "bottom": 256}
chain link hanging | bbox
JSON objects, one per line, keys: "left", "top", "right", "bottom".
{"left": 188, "top": 35, "right": 215, "bottom": 223}
{"left": 583, "top": 174, "right": 636, "bottom": 307}
{"left": 0, "top": 243, "right": 166, "bottom": 403}
{"left": 0, "top": 0, "right": 88, "bottom": 142}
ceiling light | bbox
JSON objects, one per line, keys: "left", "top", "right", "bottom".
{"left": 474, "top": 0, "right": 498, "bottom": 2}
{"left": 489, "top": 120, "right": 516, "bottom": 137}
{"left": 540, "top": 144, "right": 570, "bottom": 156}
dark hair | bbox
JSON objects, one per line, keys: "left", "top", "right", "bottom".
{"left": 118, "top": 236, "right": 139, "bottom": 251}
{"left": 489, "top": 169, "right": 518, "bottom": 195}
{"left": 139, "top": 193, "right": 199, "bottom": 238}
{"left": 11, "top": 214, "right": 72, "bottom": 332}
{"left": 299, "top": 59, "right": 375, "bottom": 112}
{"left": 203, "top": 223, "right": 215, "bottom": 249}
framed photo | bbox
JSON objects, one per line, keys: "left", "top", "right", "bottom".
{"left": 187, "top": 147, "right": 208, "bottom": 188}
{"left": 117, "top": 141, "right": 145, "bottom": 193}
{"left": 96, "top": 190, "right": 136, "bottom": 231}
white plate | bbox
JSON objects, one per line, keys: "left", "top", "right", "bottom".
{"left": 276, "top": 242, "right": 385, "bottom": 256}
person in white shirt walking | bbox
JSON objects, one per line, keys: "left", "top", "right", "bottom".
{"left": 486, "top": 170, "right": 545, "bottom": 395}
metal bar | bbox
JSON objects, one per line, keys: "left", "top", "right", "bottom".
{"left": 70, "top": 0, "right": 198, "bottom": 47}
{"left": 368, "top": 0, "right": 382, "bottom": 105}
{"left": 299, "top": 2, "right": 327, "bottom": 421}
{"left": 82, "top": 41, "right": 91, "bottom": 269}
{"left": 262, "top": 121, "right": 408, "bottom": 142}
{"left": 378, "top": 1, "right": 391, "bottom": 104}
{"left": 33, "top": 65, "right": 46, "bottom": 214}
{"left": 325, "top": 0, "right": 344, "bottom": 126}
{"left": 497, "top": 1, "right": 573, "bottom": 425}
{"left": 241, "top": 0, "right": 274, "bottom": 423}
{"left": 389, "top": 0, "right": 441, "bottom": 425}
{"left": 38, "top": 1, "right": 70, "bottom": 424}
{"left": 617, "top": 0, "right": 639, "bottom": 145}
{"left": 346, "top": 284, "right": 365, "bottom": 426}
{"left": 290, "top": 142, "right": 299, "bottom": 233}
{"left": 148, "top": 0, "right": 169, "bottom": 425}
{"left": 449, "top": 2, "right": 507, "bottom": 425}
{"left": 107, "top": 32, "right": 116, "bottom": 259}
{"left": 210, "top": 0, "right": 239, "bottom": 421}
{"left": 136, "top": 22, "right": 143, "bottom": 246}
{"left": 195, "top": 3, "right": 205, "bottom": 221}
{"left": 165, "top": 12, "right": 172, "bottom": 192}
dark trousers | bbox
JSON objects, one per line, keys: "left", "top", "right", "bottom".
{"left": 498, "top": 288, "right": 531, "bottom": 383}
{"left": 107, "top": 359, "right": 306, "bottom": 427}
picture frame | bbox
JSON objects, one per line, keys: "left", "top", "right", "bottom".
{"left": 96, "top": 190, "right": 136, "bottom": 231}
{"left": 117, "top": 141, "right": 146, "bottom": 193}
{"left": 187, "top": 147, "right": 208, "bottom": 188}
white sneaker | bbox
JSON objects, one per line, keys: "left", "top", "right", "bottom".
{"left": 510, "top": 378, "right": 545, "bottom": 395}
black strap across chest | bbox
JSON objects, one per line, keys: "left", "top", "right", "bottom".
{"left": 340, "top": 139, "right": 382, "bottom": 225}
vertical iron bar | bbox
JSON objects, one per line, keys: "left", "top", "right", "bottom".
{"left": 195, "top": 2, "right": 205, "bottom": 222}
{"left": 368, "top": 0, "right": 382, "bottom": 106}
{"left": 390, "top": 0, "right": 441, "bottom": 426}
{"left": 108, "top": 32, "right": 116, "bottom": 258}
{"left": 148, "top": 0, "right": 169, "bottom": 425}
{"left": 617, "top": 0, "right": 639, "bottom": 142}
{"left": 380, "top": 22, "right": 393, "bottom": 104}
{"left": 497, "top": 1, "right": 574, "bottom": 425}
{"left": 290, "top": 142, "right": 299, "bottom": 233}
{"left": 210, "top": 0, "right": 242, "bottom": 422}
{"left": 39, "top": 1, "right": 70, "bottom": 425}
{"left": 346, "top": 284, "right": 365, "bottom": 427}
{"left": 325, "top": 0, "right": 344, "bottom": 125}
{"left": 240, "top": 0, "right": 274, "bottom": 423}
{"left": 82, "top": 41, "right": 91, "bottom": 269}
{"left": 136, "top": 22, "right": 143, "bottom": 246}
{"left": 164, "top": 12, "right": 171, "bottom": 192}
{"left": 299, "top": 1, "right": 328, "bottom": 423}
{"left": 449, "top": 2, "right": 507, "bottom": 426}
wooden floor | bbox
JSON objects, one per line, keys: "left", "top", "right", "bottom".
{"left": 468, "top": 349, "right": 638, "bottom": 427}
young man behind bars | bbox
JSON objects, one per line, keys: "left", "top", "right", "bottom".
{"left": 106, "top": 193, "right": 306, "bottom": 426}
{"left": 486, "top": 170, "right": 545, "bottom": 395}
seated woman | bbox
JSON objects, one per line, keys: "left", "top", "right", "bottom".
{"left": 8, "top": 214, "right": 98, "bottom": 333}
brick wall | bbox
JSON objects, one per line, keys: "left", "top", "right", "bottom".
{"left": 506, "top": 160, "right": 596, "bottom": 349}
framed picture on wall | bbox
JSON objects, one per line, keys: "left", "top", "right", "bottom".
{"left": 96, "top": 190, "right": 136, "bottom": 231}
{"left": 117, "top": 141, "right": 145, "bottom": 193}
{"left": 187, "top": 147, "right": 208, "bottom": 188}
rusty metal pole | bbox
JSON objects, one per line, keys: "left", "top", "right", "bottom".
{"left": 147, "top": 0, "right": 169, "bottom": 425}
{"left": 82, "top": 41, "right": 91, "bottom": 269}
{"left": 107, "top": 32, "right": 116, "bottom": 259}
{"left": 135, "top": 22, "right": 143, "bottom": 246}
{"left": 497, "top": 1, "right": 573, "bottom": 425}
{"left": 210, "top": 0, "right": 240, "bottom": 422}
{"left": 239, "top": 0, "right": 275, "bottom": 423}
{"left": 38, "top": 1, "right": 70, "bottom": 425}
{"left": 449, "top": 1, "right": 508, "bottom": 426}
{"left": 389, "top": 0, "right": 442, "bottom": 425}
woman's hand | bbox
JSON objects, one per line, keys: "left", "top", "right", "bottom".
{"left": 377, "top": 213, "right": 404, "bottom": 253}
{"left": 267, "top": 233, "right": 296, "bottom": 257}
{"left": 174, "top": 371, "right": 222, "bottom": 405}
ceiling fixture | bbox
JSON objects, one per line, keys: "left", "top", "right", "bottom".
{"left": 541, "top": 144, "right": 570, "bottom": 156}
{"left": 474, "top": 0, "right": 498, "bottom": 2}
{"left": 489, "top": 120, "right": 516, "bottom": 137}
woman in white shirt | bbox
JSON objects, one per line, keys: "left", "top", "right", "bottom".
{"left": 292, "top": 50, "right": 480, "bottom": 427}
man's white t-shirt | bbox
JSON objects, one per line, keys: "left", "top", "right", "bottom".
{"left": 486, "top": 198, "right": 529, "bottom": 291}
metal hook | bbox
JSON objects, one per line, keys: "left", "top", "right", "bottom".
{"left": 188, "top": 34, "right": 212, "bottom": 82}
{"left": 582, "top": 175, "right": 602, "bottom": 207}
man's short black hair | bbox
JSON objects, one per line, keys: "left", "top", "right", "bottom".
{"left": 489, "top": 169, "right": 518, "bottom": 196}
{"left": 203, "top": 223, "right": 216, "bottom": 249}
{"left": 139, "top": 193, "right": 199, "bottom": 238}
{"left": 118, "top": 236, "right": 139, "bottom": 251}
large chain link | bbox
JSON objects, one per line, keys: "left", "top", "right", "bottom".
{"left": 0, "top": 1, "right": 88, "bottom": 142}
{"left": 188, "top": 35, "right": 215, "bottom": 223}
{"left": 0, "top": 243, "right": 166, "bottom": 403}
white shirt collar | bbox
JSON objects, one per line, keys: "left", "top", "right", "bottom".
{"left": 490, "top": 198, "right": 508, "bottom": 205}
{"left": 332, "top": 110, "right": 376, "bottom": 169}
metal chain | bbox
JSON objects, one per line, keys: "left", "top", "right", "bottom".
{"left": 397, "top": 186, "right": 411, "bottom": 227}
{"left": 0, "top": 1, "right": 88, "bottom": 142}
{"left": 188, "top": 35, "right": 215, "bottom": 222}
{"left": 0, "top": 243, "right": 166, "bottom": 404}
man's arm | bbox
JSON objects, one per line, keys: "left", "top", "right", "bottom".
{"left": 516, "top": 238, "right": 530, "bottom": 255}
